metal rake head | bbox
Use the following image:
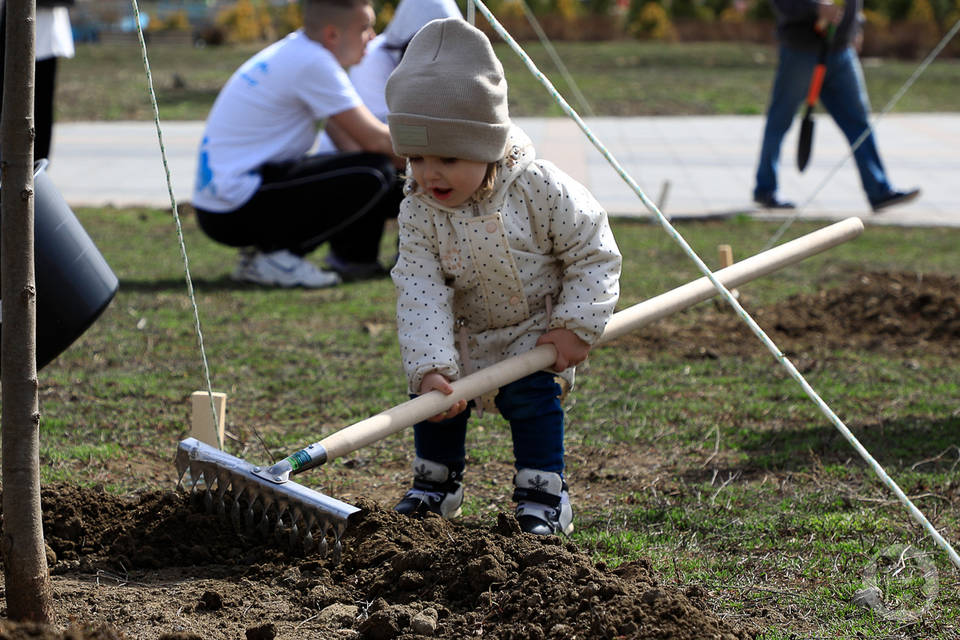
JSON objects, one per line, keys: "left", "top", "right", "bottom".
{"left": 175, "top": 438, "right": 360, "bottom": 561}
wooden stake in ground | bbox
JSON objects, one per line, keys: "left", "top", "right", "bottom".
{"left": 191, "top": 390, "right": 226, "bottom": 449}
{"left": 717, "top": 244, "right": 739, "bottom": 300}
{"left": 1, "top": 0, "right": 55, "bottom": 624}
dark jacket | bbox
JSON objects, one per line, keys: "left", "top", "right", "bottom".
{"left": 771, "top": 0, "right": 861, "bottom": 53}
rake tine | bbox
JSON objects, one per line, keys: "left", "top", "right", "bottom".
{"left": 175, "top": 438, "right": 360, "bottom": 559}
{"left": 215, "top": 469, "right": 233, "bottom": 515}
{"left": 289, "top": 520, "right": 300, "bottom": 549}
{"left": 303, "top": 514, "right": 317, "bottom": 553}
{"left": 258, "top": 502, "right": 273, "bottom": 537}
{"left": 215, "top": 489, "right": 228, "bottom": 517}
{"left": 319, "top": 531, "right": 330, "bottom": 560}
{"left": 229, "top": 489, "right": 244, "bottom": 530}
{"left": 243, "top": 494, "right": 257, "bottom": 531}
{"left": 273, "top": 510, "right": 286, "bottom": 544}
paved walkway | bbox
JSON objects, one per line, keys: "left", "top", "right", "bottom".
{"left": 46, "top": 114, "right": 959, "bottom": 227}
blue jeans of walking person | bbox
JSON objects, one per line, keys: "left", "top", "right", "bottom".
{"left": 412, "top": 371, "right": 565, "bottom": 474}
{"left": 754, "top": 44, "right": 893, "bottom": 206}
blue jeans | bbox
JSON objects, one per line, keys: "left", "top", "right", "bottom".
{"left": 754, "top": 44, "right": 892, "bottom": 204}
{"left": 412, "top": 371, "right": 565, "bottom": 474}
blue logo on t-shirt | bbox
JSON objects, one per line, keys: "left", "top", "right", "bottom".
{"left": 239, "top": 61, "right": 269, "bottom": 87}
{"left": 196, "top": 136, "right": 215, "bottom": 195}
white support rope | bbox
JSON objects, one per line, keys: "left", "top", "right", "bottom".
{"left": 469, "top": 0, "right": 960, "bottom": 569}
{"left": 764, "top": 17, "right": 960, "bottom": 249}
{"left": 130, "top": 0, "right": 221, "bottom": 438}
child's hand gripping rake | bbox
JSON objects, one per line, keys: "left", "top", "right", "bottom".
{"left": 176, "top": 217, "right": 864, "bottom": 559}
{"left": 797, "top": 22, "right": 837, "bottom": 172}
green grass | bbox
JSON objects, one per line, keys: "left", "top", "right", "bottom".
{"left": 56, "top": 39, "right": 960, "bottom": 121}
{"left": 17, "top": 207, "right": 959, "bottom": 636}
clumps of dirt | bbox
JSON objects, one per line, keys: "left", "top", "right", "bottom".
{"left": 764, "top": 271, "right": 959, "bottom": 349}
{"left": 342, "top": 508, "right": 746, "bottom": 640}
{"left": 614, "top": 271, "right": 960, "bottom": 358}
{"left": 0, "top": 621, "right": 122, "bottom": 640}
{"left": 2, "top": 485, "right": 754, "bottom": 640}
{"left": 40, "top": 485, "right": 259, "bottom": 573}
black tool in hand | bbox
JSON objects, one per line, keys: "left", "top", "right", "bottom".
{"left": 797, "top": 23, "right": 836, "bottom": 172}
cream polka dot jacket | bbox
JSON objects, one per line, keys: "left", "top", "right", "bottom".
{"left": 391, "top": 125, "right": 622, "bottom": 395}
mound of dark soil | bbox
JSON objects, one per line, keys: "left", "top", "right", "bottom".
{"left": 0, "top": 485, "right": 753, "bottom": 639}
{"left": 614, "top": 271, "right": 960, "bottom": 358}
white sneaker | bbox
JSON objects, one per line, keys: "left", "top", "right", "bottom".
{"left": 232, "top": 249, "right": 341, "bottom": 288}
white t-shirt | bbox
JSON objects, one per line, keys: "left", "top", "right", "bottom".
{"left": 192, "top": 30, "right": 362, "bottom": 212}
{"left": 313, "top": 35, "right": 395, "bottom": 154}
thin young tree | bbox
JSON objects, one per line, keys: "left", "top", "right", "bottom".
{"left": 1, "top": 0, "right": 55, "bottom": 624}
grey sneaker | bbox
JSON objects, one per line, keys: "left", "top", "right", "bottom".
{"left": 513, "top": 468, "right": 573, "bottom": 536}
{"left": 394, "top": 457, "right": 464, "bottom": 519}
{"left": 233, "top": 249, "right": 341, "bottom": 288}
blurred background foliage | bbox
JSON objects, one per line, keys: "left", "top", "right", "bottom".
{"left": 74, "top": 0, "right": 960, "bottom": 57}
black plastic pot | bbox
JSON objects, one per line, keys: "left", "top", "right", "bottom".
{"left": 1, "top": 159, "right": 118, "bottom": 369}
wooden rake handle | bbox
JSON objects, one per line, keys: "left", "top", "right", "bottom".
{"left": 274, "top": 217, "right": 864, "bottom": 478}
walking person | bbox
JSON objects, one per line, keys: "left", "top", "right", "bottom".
{"left": 192, "top": 0, "right": 404, "bottom": 288}
{"left": 753, "top": 0, "right": 920, "bottom": 212}
{"left": 385, "top": 19, "right": 622, "bottom": 535}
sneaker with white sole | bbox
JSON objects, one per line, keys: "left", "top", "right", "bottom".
{"left": 394, "top": 457, "right": 464, "bottom": 519}
{"left": 513, "top": 468, "right": 574, "bottom": 536}
{"left": 232, "top": 249, "right": 341, "bottom": 288}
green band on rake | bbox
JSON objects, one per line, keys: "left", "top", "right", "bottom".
{"left": 288, "top": 450, "right": 313, "bottom": 472}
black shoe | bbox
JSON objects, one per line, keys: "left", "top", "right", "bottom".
{"left": 324, "top": 254, "right": 390, "bottom": 283}
{"left": 394, "top": 457, "right": 464, "bottom": 519}
{"left": 753, "top": 194, "right": 796, "bottom": 210}
{"left": 512, "top": 469, "right": 574, "bottom": 536}
{"left": 870, "top": 188, "right": 920, "bottom": 212}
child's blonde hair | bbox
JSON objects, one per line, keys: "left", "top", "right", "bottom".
{"left": 474, "top": 162, "right": 499, "bottom": 201}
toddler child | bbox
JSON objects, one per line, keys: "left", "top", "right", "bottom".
{"left": 385, "top": 18, "right": 622, "bottom": 535}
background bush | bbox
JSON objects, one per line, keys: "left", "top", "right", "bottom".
{"left": 154, "top": 0, "right": 955, "bottom": 58}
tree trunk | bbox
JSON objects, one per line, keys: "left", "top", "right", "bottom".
{"left": 1, "top": 0, "right": 55, "bottom": 624}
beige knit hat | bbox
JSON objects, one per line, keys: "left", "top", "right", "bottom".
{"left": 386, "top": 18, "right": 509, "bottom": 163}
